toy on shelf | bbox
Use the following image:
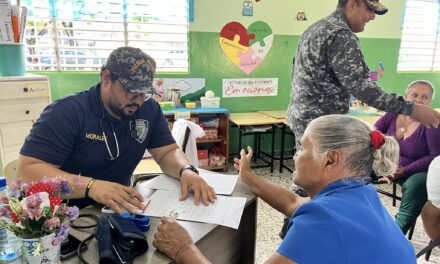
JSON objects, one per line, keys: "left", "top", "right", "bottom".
{"left": 201, "top": 90, "right": 220, "bottom": 108}
{"left": 159, "top": 101, "right": 174, "bottom": 110}
{"left": 185, "top": 100, "right": 196, "bottom": 109}
{"left": 197, "top": 150, "right": 209, "bottom": 167}
{"left": 167, "top": 87, "right": 181, "bottom": 107}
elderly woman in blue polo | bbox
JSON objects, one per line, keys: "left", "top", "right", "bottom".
{"left": 153, "top": 115, "right": 417, "bottom": 264}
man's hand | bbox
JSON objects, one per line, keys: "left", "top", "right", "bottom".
{"left": 411, "top": 104, "right": 440, "bottom": 128}
{"left": 179, "top": 172, "right": 216, "bottom": 206}
{"left": 88, "top": 180, "right": 145, "bottom": 213}
{"left": 153, "top": 217, "right": 194, "bottom": 261}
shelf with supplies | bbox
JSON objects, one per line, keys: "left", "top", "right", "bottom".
{"left": 0, "top": 74, "right": 52, "bottom": 170}
{"left": 196, "top": 137, "right": 224, "bottom": 144}
{"left": 162, "top": 106, "right": 230, "bottom": 172}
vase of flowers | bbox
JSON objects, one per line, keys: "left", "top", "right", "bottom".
{"left": 0, "top": 177, "right": 80, "bottom": 264}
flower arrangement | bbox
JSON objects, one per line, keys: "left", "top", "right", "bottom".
{"left": 0, "top": 177, "right": 80, "bottom": 245}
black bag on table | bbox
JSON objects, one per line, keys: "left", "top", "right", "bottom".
{"left": 95, "top": 214, "right": 148, "bottom": 264}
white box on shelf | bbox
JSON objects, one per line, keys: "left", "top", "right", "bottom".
{"left": 201, "top": 97, "right": 220, "bottom": 108}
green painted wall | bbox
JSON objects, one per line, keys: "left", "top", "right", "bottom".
{"left": 34, "top": 33, "right": 440, "bottom": 109}
{"left": 27, "top": 0, "right": 440, "bottom": 155}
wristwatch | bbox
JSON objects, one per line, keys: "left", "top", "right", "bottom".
{"left": 179, "top": 165, "right": 199, "bottom": 178}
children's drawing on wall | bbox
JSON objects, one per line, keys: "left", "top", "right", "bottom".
{"left": 242, "top": 0, "right": 253, "bottom": 16}
{"left": 377, "top": 61, "right": 385, "bottom": 77}
{"left": 154, "top": 79, "right": 165, "bottom": 100}
{"left": 219, "top": 21, "right": 273, "bottom": 75}
{"left": 369, "top": 61, "right": 385, "bottom": 84}
{"left": 153, "top": 78, "right": 206, "bottom": 103}
{"left": 351, "top": 61, "right": 385, "bottom": 111}
{"left": 369, "top": 71, "right": 378, "bottom": 83}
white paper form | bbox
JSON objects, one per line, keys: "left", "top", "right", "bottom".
{"left": 138, "top": 170, "right": 239, "bottom": 195}
{"left": 143, "top": 190, "right": 246, "bottom": 229}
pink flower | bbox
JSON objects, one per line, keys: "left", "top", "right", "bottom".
{"left": 21, "top": 183, "right": 29, "bottom": 192}
{"left": 45, "top": 217, "right": 60, "bottom": 229}
{"left": 21, "top": 209, "right": 30, "bottom": 219}
{"left": 0, "top": 194, "right": 9, "bottom": 204}
{"left": 42, "top": 178, "right": 60, "bottom": 191}
{"left": 0, "top": 205, "right": 12, "bottom": 218}
{"left": 26, "top": 193, "right": 43, "bottom": 209}
{"left": 22, "top": 193, "right": 49, "bottom": 221}
{"left": 28, "top": 207, "right": 45, "bottom": 221}
{"left": 54, "top": 204, "right": 69, "bottom": 217}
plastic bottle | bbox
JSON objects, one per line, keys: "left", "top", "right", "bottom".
{"left": 0, "top": 177, "right": 21, "bottom": 263}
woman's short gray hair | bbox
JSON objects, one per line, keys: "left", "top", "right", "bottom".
{"left": 405, "top": 80, "right": 435, "bottom": 100}
{"left": 307, "top": 115, "right": 399, "bottom": 179}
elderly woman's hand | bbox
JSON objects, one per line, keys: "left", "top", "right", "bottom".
{"left": 233, "top": 146, "right": 255, "bottom": 185}
{"left": 153, "top": 217, "right": 194, "bottom": 262}
{"left": 378, "top": 176, "right": 393, "bottom": 185}
{"left": 378, "top": 167, "right": 405, "bottom": 184}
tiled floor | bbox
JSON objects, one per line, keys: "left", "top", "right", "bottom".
{"left": 226, "top": 159, "right": 440, "bottom": 263}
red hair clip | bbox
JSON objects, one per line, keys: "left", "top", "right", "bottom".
{"left": 370, "top": 130, "right": 385, "bottom": 149}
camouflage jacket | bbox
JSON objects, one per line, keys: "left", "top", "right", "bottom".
{"left": 286, "top": 9, "right": 412, "bottom": 138}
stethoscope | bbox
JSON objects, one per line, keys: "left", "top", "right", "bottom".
{"left": 98, "top": 94, "right": 120, "bottom": 160}
{"left": 98, "top": 89, "right": 141, "bottom": 160}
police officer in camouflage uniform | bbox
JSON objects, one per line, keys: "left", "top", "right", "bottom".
{"left": 281, "top": 0, "right": 440, "bottom": 238}
{"left": 287, "top": 0, "right": 440, "bottom": 150}
{"left": 18, "top": 47, "right": 216, "bottom": 214}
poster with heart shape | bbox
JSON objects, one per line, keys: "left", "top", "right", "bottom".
{"left": 219, "top": 21, "right": 273, "bottom": 75}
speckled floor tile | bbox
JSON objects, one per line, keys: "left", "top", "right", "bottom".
{"left": 226, "top": 158, "right": 439, "bottom": 263}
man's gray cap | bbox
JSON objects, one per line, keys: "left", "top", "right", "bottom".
{"left": 104, "top": 47, "right": 157, "bottom": 94}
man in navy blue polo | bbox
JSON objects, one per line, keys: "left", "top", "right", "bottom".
{"left": 18, "top": 47, "right": 216, "bottom": 213}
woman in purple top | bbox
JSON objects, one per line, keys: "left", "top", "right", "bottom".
{"left": 375, "top": 80, "right": 440, "bottom": 233}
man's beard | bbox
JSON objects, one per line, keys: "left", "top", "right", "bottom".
{"left": 110, "top": 103, "right": 140, "bottom": 119}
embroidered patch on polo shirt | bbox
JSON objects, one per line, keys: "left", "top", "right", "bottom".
{"left": 130, "top": 119, "right": 149, "bottom": 143}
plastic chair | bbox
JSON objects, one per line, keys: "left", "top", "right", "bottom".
{"left": 172, "top": 119, "right": 204, "bottom": 167}
{"left": 3, "top": 159, "right": 18, "bottom": 183}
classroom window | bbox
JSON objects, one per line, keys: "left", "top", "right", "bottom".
{"left": 22, "top": 0, "right": 189, "bottom": 72}
{"left": 397, "top": 0, "right": 440, "bottom": 71}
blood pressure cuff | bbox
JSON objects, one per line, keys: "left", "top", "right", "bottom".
{"left": 95, "top": 214, "right": 148, "bottom": 264}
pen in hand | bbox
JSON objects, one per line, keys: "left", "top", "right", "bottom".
{"left": 141, "top": 199, "right": 151, "bottom": 214}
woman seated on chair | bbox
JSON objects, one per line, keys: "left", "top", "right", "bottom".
{"left": 374, "top": 80, "right": 440, "bottom": 234}
{"left": 421, "top": 155, "right": 440, "bottom": 248}
{"left": 153, "top": 115, "right": 416, "bottom": 263}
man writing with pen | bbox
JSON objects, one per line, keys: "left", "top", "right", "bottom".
{"left": 16, "top": 47, "right": 217, "bottom": 213}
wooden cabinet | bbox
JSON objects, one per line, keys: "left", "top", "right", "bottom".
{"left": 162, "top": 107, "right": 229, "bottom": 172}
{"left": 0, "top": 74, "right": 51, "bottom": 169}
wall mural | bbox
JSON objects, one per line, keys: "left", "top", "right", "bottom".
{"left": 219, "top": 21, "right": 273, "bottom": 75}
{"left": 153, "top": 78, "right": 206, "bottom": 102}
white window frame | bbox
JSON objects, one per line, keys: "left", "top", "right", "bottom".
{"left": 397, "top": 0, "right": 440, "bottom": 72}
{"left": 24, "top": 0, "right": 189, "bottom": 73}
